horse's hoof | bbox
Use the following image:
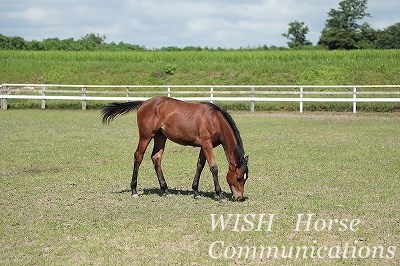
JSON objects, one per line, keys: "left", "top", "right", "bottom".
{"left": 193, "top": 191, "right": 201, "bottom": 199}
{"left": 216, "top": 194, "right": 226, "bottom": 202}
{"left": 163, "top": 190, "right": 172, "bottom": 197}
{"left": 132, "top": 193, "right": 139, "bottom": 199}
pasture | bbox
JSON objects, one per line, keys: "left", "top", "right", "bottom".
{"left": 1, "top": 50, "right": 400, "bottom": 86}
{"left": 2, "top": 50, "right": 400, "bottom": 112}
{"left": 0, "top": 109, "right": 399, "bottom": 265}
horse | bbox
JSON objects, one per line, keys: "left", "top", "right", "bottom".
{"left": 102, "top": 96, "right": 248, "bottom": 201}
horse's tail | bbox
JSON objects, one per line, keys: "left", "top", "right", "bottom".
{"left": 102, "top": 101, "right": 144, "bottom": 124}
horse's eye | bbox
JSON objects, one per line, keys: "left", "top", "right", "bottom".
{"left": 236, "top": 176, "right": 243, "bottom": 182}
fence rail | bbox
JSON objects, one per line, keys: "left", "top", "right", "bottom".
{"left": 2, "top": 84, "right": 400, "bottom": 113}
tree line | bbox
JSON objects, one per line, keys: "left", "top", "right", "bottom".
{"left": 0, "top": 33, "right": 147, "bottom": 51}
{"left": 1, "top": 0, "right": 399, "bottom": 51}
{"left": 283, "top": 0, "right": 400, "bottom": 49}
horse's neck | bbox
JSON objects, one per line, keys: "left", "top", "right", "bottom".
{"left": 220, "top": 121, "right": 239, "bottom": 170}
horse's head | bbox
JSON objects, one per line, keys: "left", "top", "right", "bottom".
{"left": 227, "top": 155, "right": 248, "bottom": 201}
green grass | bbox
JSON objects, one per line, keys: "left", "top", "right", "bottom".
{"left": 2, "top": 50, "right": 399, "bottom": 111}
{"left": 1, "top": 50, "right": 400, "bottom": 85}
{"left": 0, "top": 110, "right": 399, "bottom": 265}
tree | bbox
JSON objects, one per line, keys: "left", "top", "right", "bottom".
{"left": 0, "top": 34, "right": 10, "bottom": 49}
{"left": 9, "top": 36, "right": 27, "bottom": 50}
{"left": 318, "top": 0, "right": 370, "bottom": 49}
{"left": 79, "top": 33, "right": 106, "bottom": 50}
{"left": 282, "top": 21, "right": 312, "bottom": 48}
{"left": 42, "top": 38, "right": 62, "bottom": 50}
{"left": 375, "top": 22, "right": 400, "bottom": 49}
{"left": 27, "top": 40, "right": 45, "bottom": 50}
{"left": 358, "top": 23, "right": 377, "bottom": 49}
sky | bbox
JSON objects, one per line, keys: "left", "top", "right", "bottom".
{"left": 0, "top": 0, "right": 399, "bottom": 49}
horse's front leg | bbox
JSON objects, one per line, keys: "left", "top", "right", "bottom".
{"left": 202, "top": 145, "right": 225, "bottom": 201}
{"left": 192, "top": 149, "right": 206, "bottom": 198}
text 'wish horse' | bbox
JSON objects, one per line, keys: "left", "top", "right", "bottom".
{"left": 102, "top": 96, "right": 248, "bottom": 201}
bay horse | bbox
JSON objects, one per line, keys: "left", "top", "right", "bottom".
{"left": 102, "top": 96, "right": 248, "bottom": 201}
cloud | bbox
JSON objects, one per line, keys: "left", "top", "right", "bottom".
{"left": 121, "top": 0, "right": 303, "bottom": 47}
{"left": 0, "top": 0, "right": 399, "bottom": 48}
{"left": 17, "top": 8, "right": 49, "bottom": 23}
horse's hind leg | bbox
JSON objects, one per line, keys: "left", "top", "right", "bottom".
{"left": 151, "top": 131, "right": 169, "bottom": 195}
{"left": 131, "top": 136, "right": 152, "bottom": 197}
{"left": 192, "top": 149, "right": 206, "bottom": 198}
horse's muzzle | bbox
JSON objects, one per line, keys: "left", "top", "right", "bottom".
{"left": 230, "top": 185, "right": 244, "bottom": 202}
{"left": 231, "top": 192, "right": 245, "bottom": 202}
{"left": 232, "top": 196, "right": 245, "bottom": 202}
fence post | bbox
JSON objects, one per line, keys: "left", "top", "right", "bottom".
{"left": 82, "top": 86, "right": 87, "bottom": 110}
{"left": 41, "top": 87, "right": 46, "bottom": 110}
{"left": 126, "top": 88, "right": 129, "bottom": 97}
{"left": 299, "top": 86, "right": 304, "bottom": 113}
{"left": 210, "top": 87, "right": 214, "bottom": 103}
{"left": 250, "top": 86, "right": 255, "bottom": 112}
{"left": 167, "top": 86, "right": 171, "bottom": 97}
{"left": 353, "top": 87, "right": 357, "bottom": 113}
{"left": 1, "top": 85, "right": 8, "bottom": 110}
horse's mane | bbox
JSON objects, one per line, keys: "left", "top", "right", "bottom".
{"left": 201, "top": 102, "right": 245, "bottom": 159}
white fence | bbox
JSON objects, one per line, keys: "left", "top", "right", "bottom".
{"left": 1, "top": 84, "right": 400, "bottom": 113}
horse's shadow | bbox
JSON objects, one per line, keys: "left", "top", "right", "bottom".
{"left": 112, "top": 187, "right": 230, "bottom": 201}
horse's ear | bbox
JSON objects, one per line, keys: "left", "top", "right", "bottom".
{"left": 244, "top": 155, "right": 249, "bottom": 163}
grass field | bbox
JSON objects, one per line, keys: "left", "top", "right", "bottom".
{"left": 0, "top": 109, "right": 399, "bottom": 265}
{"left": 1, "top": 50, "right": 400, "bottom": 85}
{"left": 2, "top": 50, "right": 400, "bottom": 111}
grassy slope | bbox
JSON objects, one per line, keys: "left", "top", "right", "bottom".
{"left": 2, "top": 50, "right": 400, "bottom": 112}
{"left": 0, "top": 110, "right": 399, "bottom": 265}
{"left": 1, "top": 50, "right": 400, "bottom": 85}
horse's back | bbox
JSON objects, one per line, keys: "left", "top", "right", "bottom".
{"left": 137, "top": 96, "right": 222, "bottom": 146}
{"left": 140, "top": 96, "right": 212, "bottom": 116}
